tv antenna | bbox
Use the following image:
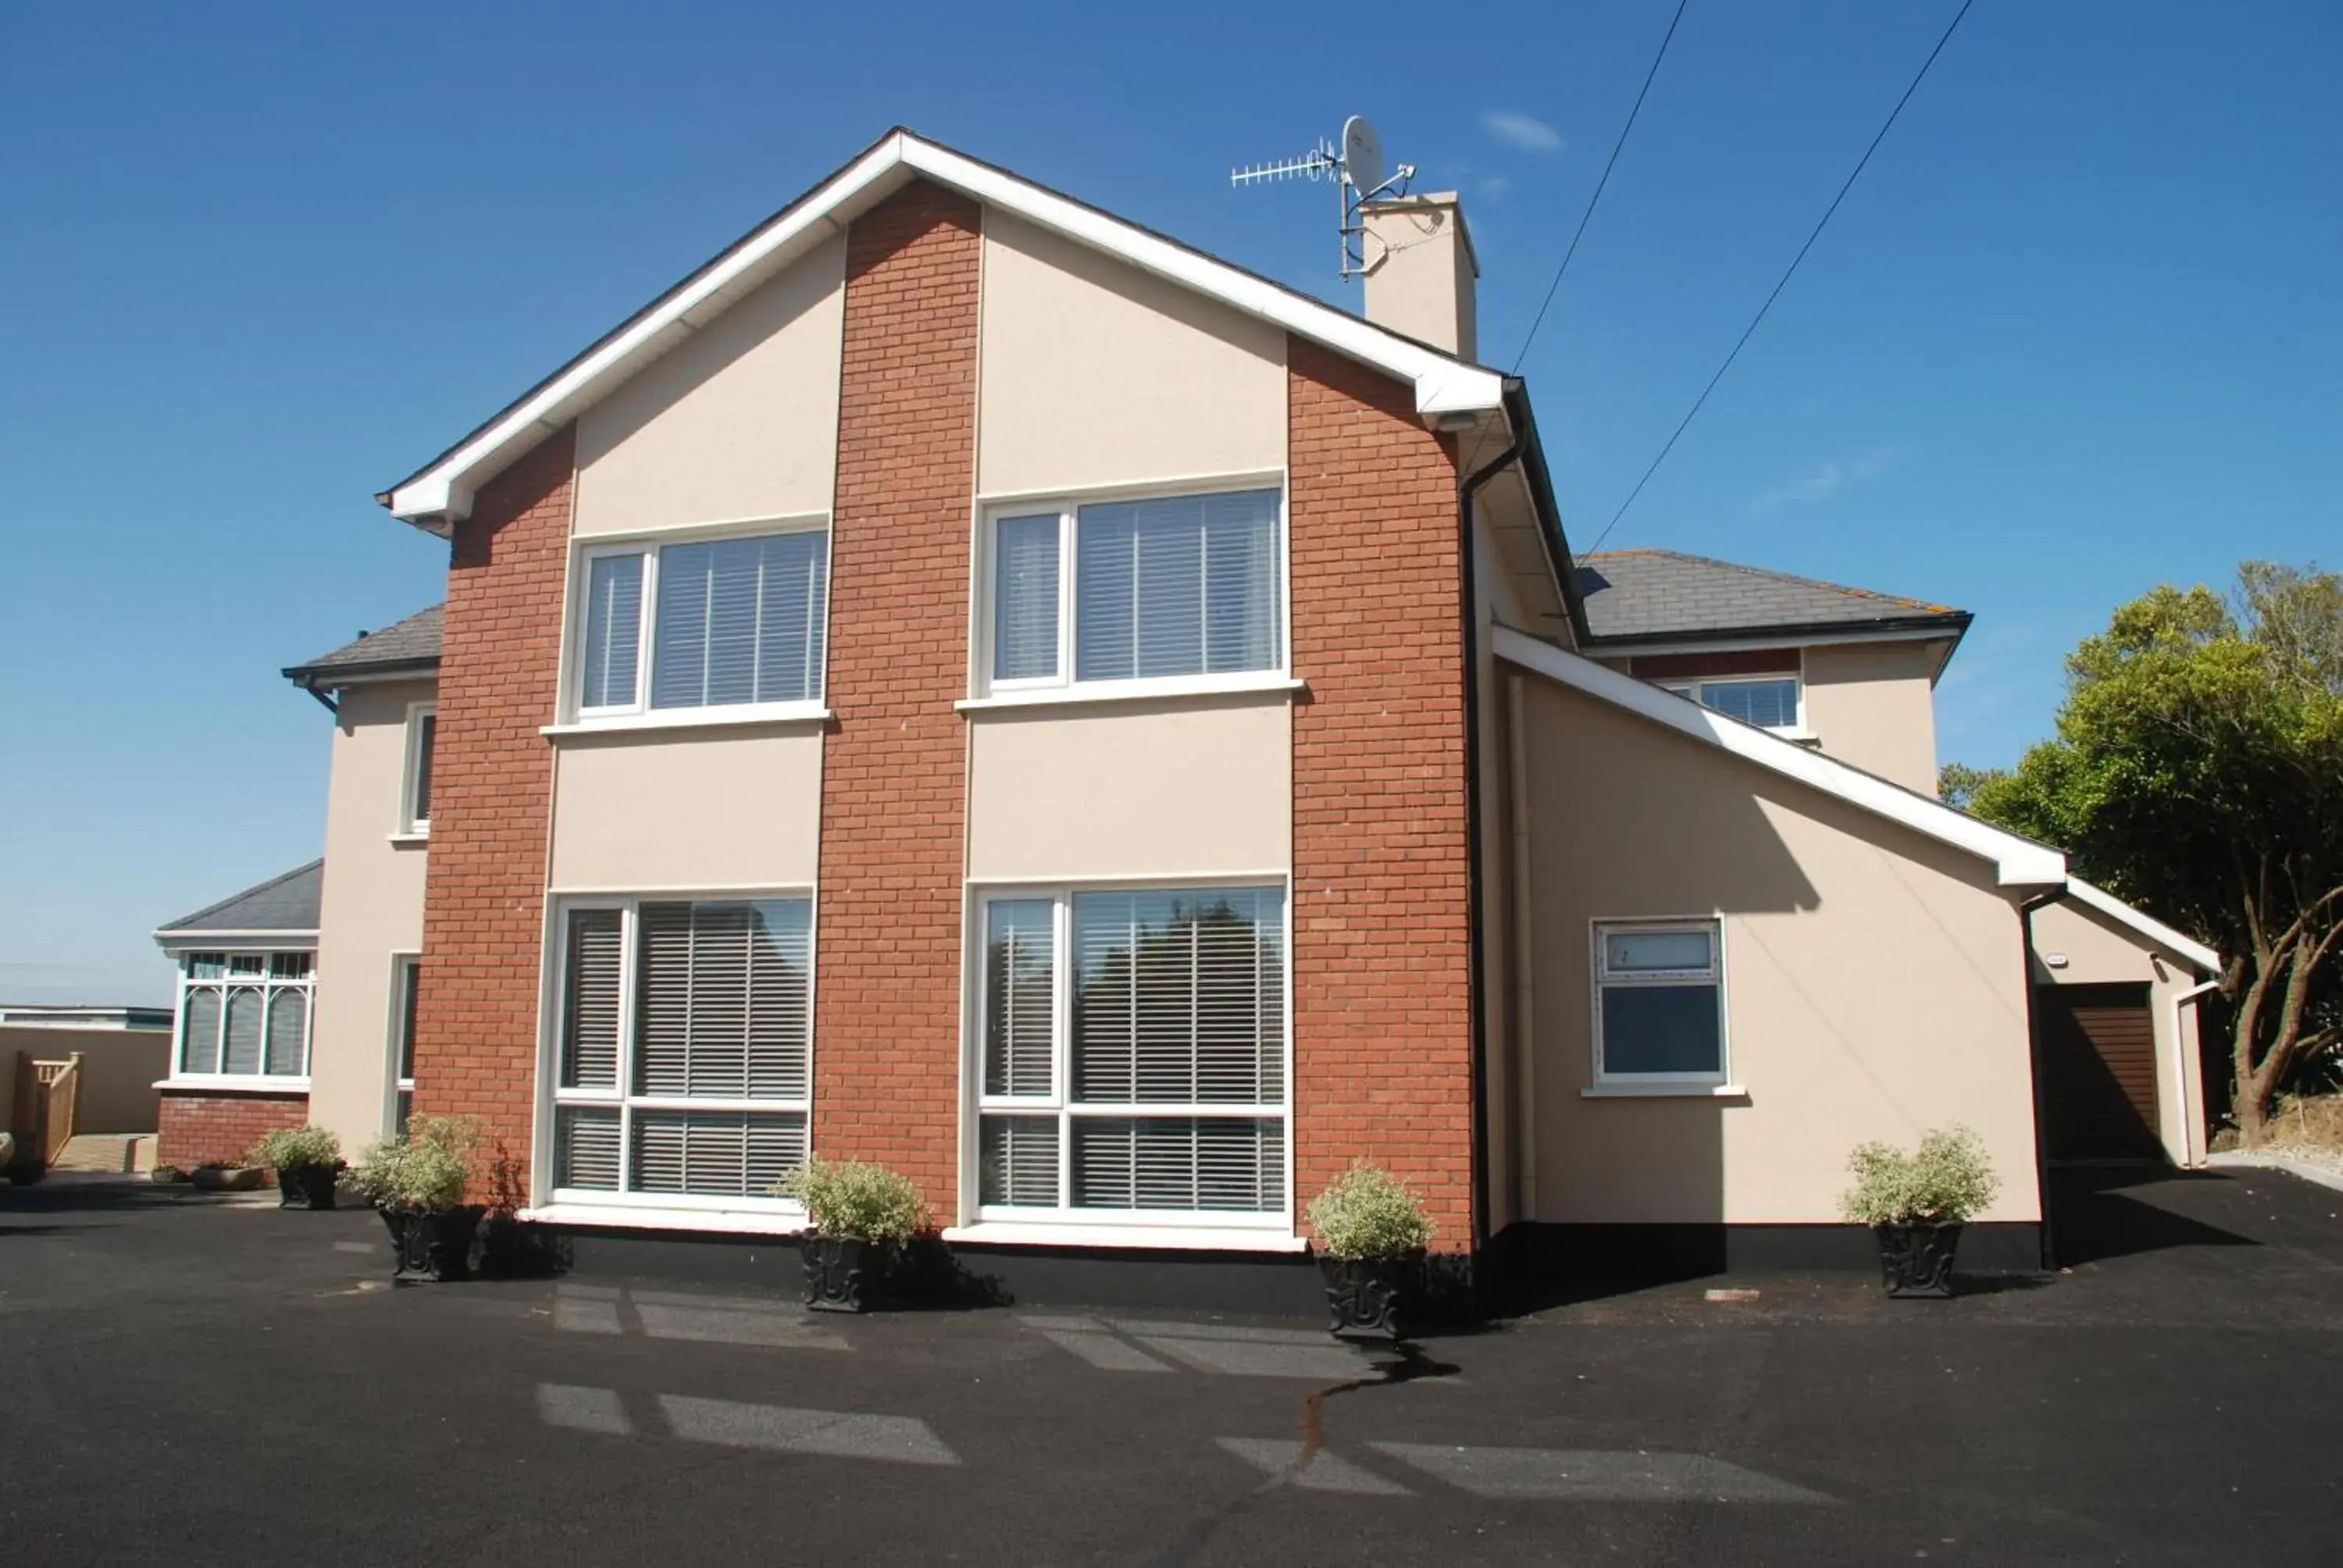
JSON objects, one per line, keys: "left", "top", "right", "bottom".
{"left": 1230, "top": 115, "right": 1416, "bottom": 280}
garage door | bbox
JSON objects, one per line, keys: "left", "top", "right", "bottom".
{"left": 2038, "top": 982, "right": 2163, "bottom": 1161}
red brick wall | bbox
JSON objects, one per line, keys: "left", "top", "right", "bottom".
{"left": 412, "top": 427, "right": 575, "bottom": 1199}
{"left": 812, "top": 180, "right": 981, "bottom": 1213}
{"left": 157, "top": 1092, "right": 308, "bottom": 1169}
{"left": 1287, "top": 336, "right": 1475, "bottom": 1248}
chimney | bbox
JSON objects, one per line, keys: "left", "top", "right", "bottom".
{"left": 1361, "top": 193, "right": 1478, "bottom": 360}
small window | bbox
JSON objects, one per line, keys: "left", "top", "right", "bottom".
{"left": 575, "top": 526, "right": 829, "bottom": 721}
{"left": 1592, "top": 920, "right": 1725, "bottom": 1082}
{"left": 402, "top": 704, "right": 437, "bottom": 834}
{"left": 979, "top": 487, "right": 1283, "bottom": 695}
{"left": 391, "top": 957, "right": 420, "bottom": 1135}
{"left": 1664, "top": 675, "right": 1801, "bottom": 733}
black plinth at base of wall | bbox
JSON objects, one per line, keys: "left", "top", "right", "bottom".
{"left": 1485, "top": 1220, "right": 2045, "bottom": 1287}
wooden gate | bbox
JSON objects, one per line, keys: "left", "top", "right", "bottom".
{"left": 9, "top": 1050, "right": 84, "bottom": 1167}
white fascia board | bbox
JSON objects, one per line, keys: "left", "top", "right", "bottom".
{"left": 390, "top": 134, "right": 1505, "bottom": 523}
{"left": 900, "top": 140, "right": 1506, "bottom": 419}
{"left": 1492, "top": 625, "right": 2068, "bottom": 888}
{"left": 152, "top": 929, "right": 320, "bottom": 950}
{"left": 2065, "top": 878, "right": 2222, "bottom": 973}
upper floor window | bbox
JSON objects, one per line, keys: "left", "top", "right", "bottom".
{"left": 176, "top": 950, "right": 314, "bottom": 1081}
{"left": 576, "top": 523, "right": 829, "bottom": 722}
{"left": 982, "top": 487, "right": 1284, "bottom": 694}
{"left": 1663, "top": 675, "right": 1801, "bottom": 734}
{"left": 401, "top": 704, "right": 436, "bottom": 835}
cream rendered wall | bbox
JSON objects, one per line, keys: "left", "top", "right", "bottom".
{"left": 2031, "top": 899, "right": 2210, "bottom": 1166}
{"left": 310, "top": 679, "right": 433, "bottom": 1148}
{"left": 1801, "top": 640, "right": 1945, "bottom": 794}
{"left": 975, "top": 211, "right": 1286, "bottom": 495}
{"left": 549, "top": 732, "right": 823, "bottom": 890}
{"left": 1520, "top": 677, "right": 2041, "bottom": 1226}
{"left": 965, "top": 699, "right": 1290, "bottom": 881}
{"left": 572, "top": 233, "right": 845, "bottom": 536}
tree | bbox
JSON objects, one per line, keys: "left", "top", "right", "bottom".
{"left": 1963, "top": 561, "right": 2343, "bottom": 1143}
{"left": 1938, "top": 762, "right": 2006, "bottom": 811}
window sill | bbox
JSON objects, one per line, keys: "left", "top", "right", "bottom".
{"left": 519, "top": 1201, "right": 809, "bottom": 1236}
{"left": 943, "top": 1221, "right": 1308, "bottom": 1253}
{"left": 156, "top": 1077, "right": 312, "bottom": 1096}
{"left": 956, "top": 675, "right": 1307, "bottom": 715}
{"left": 387, "top": 830, "right": 429, "bottom": 846}
{"left": 1581, "top": 1082, "right": 1749, "bottom": 1100}
{"left": 542, "top": 704, "right": 833, "bottom": 740}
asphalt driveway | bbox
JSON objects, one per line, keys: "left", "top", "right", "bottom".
{"left": 2, "top": 1166, "right": 2339, "bottom": 1566}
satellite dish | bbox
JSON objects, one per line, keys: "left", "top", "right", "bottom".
{"left": 1341, "top": 115, "right": 1386, "bottom": 197}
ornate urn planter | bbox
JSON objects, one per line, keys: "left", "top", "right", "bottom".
{"left": 276, "top": 1164, "right": 341, "bottom": 1210}
{"left": 1874, "top": 1222, "right": 1963, "bottom": 1298}
{"left": 1318, "top": 1253, "right": 1423, "bottom": 1340}
{"left": 380, "top": 1206, "right": 485, "bottom": 1284}
{"left": 800, "top": 1235, "right": 890, "bottom": 1313}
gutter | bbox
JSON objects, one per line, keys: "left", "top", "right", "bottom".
{"left": 2019, "top": 885, "right": 2070, "bottom": 1270}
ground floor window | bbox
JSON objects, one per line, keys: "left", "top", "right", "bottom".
{"left": 547, "top": 896, "right": 811, "bottom": 1206}
{"left": 176, "top": 950, "right": 313, "bottom": 1080}
{"left": 972, "top": 883, "right": 1288, "bottom": 1226}
{"left": 390, "top": 956, "right": 419, "bottom": 1134}
{"left": 1592, "top": 919, "right": 1727, "bottom": 1083}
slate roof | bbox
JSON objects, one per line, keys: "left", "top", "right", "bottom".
{"left": 155, "top": 861, "right": 323, "bottom": 938}
{"left": 1572, "top": 550, "right": 1970, "bottom": 646}
{"left": 282, "top": 604, "right": 444, "bottom": 686}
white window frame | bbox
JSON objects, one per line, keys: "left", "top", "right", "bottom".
{"left": 969, "top": 476, "right": 1293, "bottom": 704}
{"left": 1659, "top": 672, "right": 1806, "bottom": 736}
{"left": 537, "top": 889, "right": 815, "bottom": 1220}
{"left": 959, "top": 876, "right": 1294, "bottom": 1236}
{"left": 1588, "top": 917, "right": 1732, "bottom": 1091}
{"left": 166, "top": 948, "right": 316, "bottom": 1089}
{"left": 386, "top": 953, "right": 420, "bottom": 1135}
{"left": 398, "top": 703, "right": 437, "bottom": 837}
{"left": 562, "top": 515, "right": 833, "bottom": 729}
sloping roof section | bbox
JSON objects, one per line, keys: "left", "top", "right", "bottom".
{"left": 155, "top": 861, "right": 323, "bottom": 939}
{"left": 283, "top": 604, "right": 444, "bottom": 686}
{"left": 2067, "top": 878, "right": 2222, "bottom": 974}
{"left": 383, "top": 129, "right": 1509, "bottom": 529}
{"left": 1492, "top": 626, "right": 2065, "bottom": 887}
{"left": 1574, "top": 549, "right": 1970, "bottom": 644}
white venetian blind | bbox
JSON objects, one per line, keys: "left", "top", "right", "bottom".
{"left": 979, "top": 1115, "right": 1061, "bottom": 1207}
{"left": 182, "top": 989, "right": 222, "bottom": 1074}
{"left": 580, "top": 552, "right": 644, "bottom": 708}
{"left": 561, "top": 909, "right": 623, "bottom": 1089}
{"left": 1071, "top": 888, "right": 1284, "bottom": 1104}
{"left": 1071, "top": 1117, "right": 1285, "bottom": 1212}
{"left": 633, "top": 900, "right": 811, "bottom": 1099}
{"left": 556, "top": 1107, "right": 622, "bottom": 1191}
{"left": 266, "top": 989, "right": 308, "bottom": 1076}
{"left": 223, "top": 988, "right": 265, "bottom": 1075}
{"left": 1074, "top": 490, "right": 1282, "bottom": 681}
{"left": 651, "top": 532, "right": 828, "bottom": 709}
{"left": 992, "top": 514, "right": 1060, "bottom": 681}
{"left": 984, "top": 900, "right": 1054, "bottom": 1096}
{"left": 630, "top": 1111, "right": 807, "bottom": 1198}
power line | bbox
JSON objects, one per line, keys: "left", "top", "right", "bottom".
{"left": 1582, "top": 0, "right": 1976, "bottom": 556}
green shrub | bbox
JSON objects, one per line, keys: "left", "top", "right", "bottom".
{"left": 779, "top": 1156, "right": 925, "bottom": 1246}
{"left": 251, "top": 1124, "right": 341, "bottom": 1172}
{"left": 1307, "top": 1160, "right": 1435, "bottom": 1260}
{"left": 344, "top": 1114, "right": 479, "bottom": 1213}
{"left": 1840, "top": 1124, "right": 1999, "bottom": 1227}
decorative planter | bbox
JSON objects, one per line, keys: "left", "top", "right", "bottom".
{"left": 276, "top": 1164, "right": 341, "bottom": 1210}
{"left": 380, "top": 1206, "right": 485, "bottom": 1284}
{"left": 1318, "top": 1252, "right": 1423, "bottom": 1340}
{"left": 800, "top": 1234, "right": 890, "bottom": 1313}
{"left": 1874, "top": 1222, "right": 1963, "bottom": 1298}
{"left": 191, "top": 1164, "right": 264, "bottom": 1192}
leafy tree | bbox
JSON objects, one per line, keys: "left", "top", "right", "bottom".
{"left": 1964, "top": 562, "right": 2343, "bottom": 1142}
{"left": 1937, "top": 762, "right": 2006, "bottom": 810}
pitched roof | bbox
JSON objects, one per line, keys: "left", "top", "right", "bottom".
{"left": 382, "top": 128, "right": 1510, "bottom": 528}
{"left": 1492, "top": 626, "right": 2065, "bottom": 887}
{"left": 155, "top": 861, "right": 323, "bottom": 940}
{"left": 1573, "top": 549, "right": 1970, "bottom": 646}
{"left": 282, "top": 604, "right": 443, "bottom": 686}
{"left": 2066, "top": 878, "right": 2221, "bottom": 973}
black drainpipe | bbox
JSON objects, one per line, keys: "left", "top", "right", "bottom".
{"left": 2019, "top": 884, "right": 2070, "bottom": 1270}
{"left": 1458, "top": 430, "right": 1524, "bottom": 1282}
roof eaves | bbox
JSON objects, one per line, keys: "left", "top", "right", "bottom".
{"left": 2064, "top": 878, "right": 2222, "bottom": 974}
{"left": 1581, "top": 609, "right": 1974, "bottom": 650}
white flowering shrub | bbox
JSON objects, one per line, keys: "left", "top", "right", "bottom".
{"left": 1308, "top": 1160, "right": 1435, "bottom": 1260}
{"left": 344, "top": 1114, "right": 478, "bottom": 1213}
{"left": 1840, "top": 1124, "right": 1999, "bottom": 1227}
{"left": 782, "top": 1156, "right": 925, "bottom": 1246}
{"left": 251, "top": 1125, "right": 341, "bottom": 1171}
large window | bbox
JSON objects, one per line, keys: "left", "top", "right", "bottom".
{"left": 972, "top": 885, "right": 1288, "bottom": 1226}
{"left": 575, "top": 525, "right": 829, "bottom": 721}
{"left": 1592, "top": 920, "right": 1727, "bottom": 1085}
{"left": 1662, "top": 675, "right": 1801, "bottom": 734}
{"left": 176, "top": 951, "right": 314, "bottom": 1081}
{"left": 547, "top": 897, "right": 812, "bottom": 1207}
{"left": 982, "top": 487, "right": 1284, "bottom": 693}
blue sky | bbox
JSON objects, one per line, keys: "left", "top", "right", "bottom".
{"left": 3, "top": 2, "right": 2335, "bottom": 1004}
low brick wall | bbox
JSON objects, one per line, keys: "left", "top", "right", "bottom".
{"left": 156, "top": 1091, "right": 309, "bottom": 1169}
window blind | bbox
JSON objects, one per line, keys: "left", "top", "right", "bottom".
{"left": 1698, "top": 679, "right": 1797, "bottom": 730}
{"left": 266, "top": 989, "right": 307, "bottom": 1076}
{"left": 1071, "top": 1116, "right": 1285, "bottom": 1212}
{"left": 979, "top": 1114, "right": 1061, "bottom": 1207}
{"left": 182, "top": 989, "right": 221, "bottom": 1074}
{"left": 630, "top": 1110, "right": 807, "bottom": 1198}
{"left": 651, "top": 532, "right": 827, "bottom": 710}
{"left": 992, "top": 514, "right": 1060, "bottom": 681}
{"left": 1071, "top": 888, "right": 1284, "bottom": 1105}
{"left": 412, "top": 712, "right": 436, "bottom": 822}
{"left": 984, "top": 900, "right": 1054, "bottom": 1096}
{"left": 223, "top": 988, "right": 264, "bottom": 1075}
{"left": 1074, "top": 490, "right": 1281, "bottom": 681}
{"left": 633, "top": 900, "right": 811, "bottom": 1100}
{"left": 561, "top": 909, "right": 622, "bottom": 1090}
{"left": 556, "top": 1107, "right": 622, "bottom": 1191}
{"left": 580, "top": 553, "right": 644, "bottom": 708}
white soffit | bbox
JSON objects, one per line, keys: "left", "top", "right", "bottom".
{"left": 2065, "top": 878, "right": 2221, "bottom": 973}
{"left": 387, "top": 132, "right": 1507, "bottom": 523}
{"left": 1492, "top": 625, "right": 2068, "bottom": 889}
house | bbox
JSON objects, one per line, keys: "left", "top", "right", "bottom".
{"left": 155, "top": 129, "right": 2219, "bottom": 1296}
